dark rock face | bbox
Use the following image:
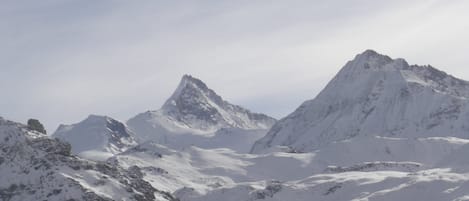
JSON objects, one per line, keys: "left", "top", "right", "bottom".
{"left": 27, "top": 119, "right": 46, "bottom": 134}
{"left": 106, "top": 118, "right": 131, "bottom": 138}
{"left": 105, "top": 118, "right": 135, "bottom": 149}
{"left": 29, "top": 138, "right": 72, "bottom": 156}
{"left": 252, "top": 181, "right": 283, "bottom": 200}
{"left": 171, "top": 82, "right": 221, "bottom": 125}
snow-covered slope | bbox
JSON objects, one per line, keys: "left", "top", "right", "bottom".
{"left": 0, "top": 117, "right": 176, "bottom": 201}
{"left": 110, "top": 134, "right": 469, "bottom": 201}
{"left": 127, "top": 75, "right": 276, "bottom": 152}
{"left": 252, "top": 50, "right": 469, "bottom": 153}
{"left": 53, "top": 115, "right": 137, "bottom": 160}
{"left": 177, "top": 169, "right": 469, "bottom": 201}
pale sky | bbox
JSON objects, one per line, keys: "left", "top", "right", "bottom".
{"left": 1, "top": 0, "right": 469, "bottom": 132}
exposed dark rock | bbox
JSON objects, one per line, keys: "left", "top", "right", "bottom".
{"left": 27, "top": 119, "right": 46, "bottom": 134}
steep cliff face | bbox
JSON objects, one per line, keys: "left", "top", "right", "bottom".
{"left": 252, "top": 50, "right": 469, "bottom": 153}
{"left": 0, "top": 117, "right": 176, "bottom": 201}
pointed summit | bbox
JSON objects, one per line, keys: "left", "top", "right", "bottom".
{"left": 162, "top": 75, "right": 224, "bottom": 113}
{"left": 179, "top": 74, "right": 212, "bottom": 92}
{"left": 152, "top": 75, "right": 276, "bottom": 131}
{"left": 127, "top": 75, "right": 277, "bottom": 145}
{"left": 167, "top": 75, "right": 214, "bottom": 101}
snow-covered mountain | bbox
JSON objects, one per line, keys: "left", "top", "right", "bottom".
{"left": 252, "top": 49, "right": 469, "bottom": 153}
{"left": 53, "top": 115, "right": 137, "bottom": 160}
{"left": 127, "top": 75, "right": 276, "bottom": 152}
{"left": 9, "top": 50, "right": 469, "bottom": 201}
{"left": 0, "top": 117, "right": 176, "bottom": 201}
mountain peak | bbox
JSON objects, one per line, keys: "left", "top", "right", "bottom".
{"left": 161, "top": 75, "right": 224, "bottom": 124}
{"left": 358, "top": 49, "right": 380, "bottom": 57}
{"left": 178, "top": 74, "right": 212, "bottom": 94}
{"left": 162, "top": 75, "right": 223, "bottom": 111}
{"left": 127, "top": 75, "right": 277, "bottom": 143}
{"left": 157, "top": 75, "right": 276, "bottom": 130}
{"left": 181, "top": 74, "right": 209, "bottom": 90}
{"left": 252, "top": 50, "right": 469, "bottom": 153}
{"left": 348, "top": 50, "right": 399, "bottom": 71}
{"left": 83, "top": 114, "right": 112, "bottom": 123}
{"left": 328, "top": 50, "right": 411, "bottom": 87}
{"left": 53, "top": 115, "right": 136, "bottom": 160}
{"left": 355, "top": 49, "right": 390, "bottom": 60}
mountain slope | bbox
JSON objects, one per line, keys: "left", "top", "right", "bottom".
{"left": 177, "top": 169, "right": 469, "bottom": 201}
{"left": 127, "top": 75, "right": 276, "bottom": 152}
{"left": 53, "top": 115, "right": 137, "bottom": 160}
{"left": 110, "top": 134, "right": 469, "bottom": 200}
{"left": 0, "top": 117, "right": 176, "bottom": 201}
{"left": 252, "top": 50, "right": 469, "bottom": 153}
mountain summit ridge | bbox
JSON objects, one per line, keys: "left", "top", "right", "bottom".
{"left": 251, "top": 50, "right": 469, "bottom": 153}
{"left": 160, "top": 74, "right": 232, "bottom": 129}
{"left": 162, "top": 74, "right": 221, "bottom": 110}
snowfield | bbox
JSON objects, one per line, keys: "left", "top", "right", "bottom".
{"left": 110, "top": 135, "right": 469, "bottom": 201}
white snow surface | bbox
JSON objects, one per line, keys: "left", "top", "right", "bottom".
{"left": 252, "top": 49, "right": 469, "bottom": 153}
{"left": 111, "top": 134, "right": 469, "bottom": 201}
{"left": 52, "top": 115, "right": 137, "bottom": 161}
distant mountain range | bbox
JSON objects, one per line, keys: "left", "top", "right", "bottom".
{"left": 3, "top": 50, "right": 469, "bottom": 201}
